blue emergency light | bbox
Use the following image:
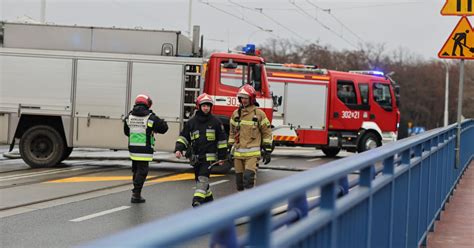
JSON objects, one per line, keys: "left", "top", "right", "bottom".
{"left": 242, "top": 44, "right": 256, "bottom": 55}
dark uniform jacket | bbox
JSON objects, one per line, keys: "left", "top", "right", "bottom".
{"left": 123, "top": 104, "right": 168, "bottom": 160}
{"left": 175, "top": 110, "right": 227, "bottom": 162}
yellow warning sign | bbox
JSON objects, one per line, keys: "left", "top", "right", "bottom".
{"left": 439, "top": 17, "right": 474, "bottom": 59}
{"left": 441, "top": 0, "right": 474, "bottom": 15}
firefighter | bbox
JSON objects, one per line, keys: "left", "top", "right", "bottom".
{"left": 124, "top": 94, "right": 168, "bottom": 203}
{"left": 175, "top": 93, "right": 227, "bottom": 207}
{"left": 229, "top": 84, "right": 272, "bottom": 191}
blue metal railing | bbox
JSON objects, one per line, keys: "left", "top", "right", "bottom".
{"left": 84, "top": 120, "right": 474, "bottom": 248}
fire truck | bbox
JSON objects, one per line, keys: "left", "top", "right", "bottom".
{"left": 265, "top": 63, "right": 400, "bottom": 157}
{"left": 205, "top": 45, "right": 400, "bottom": 158}
{"left": 0, "top": 22, "right": 273, "bottom": 172}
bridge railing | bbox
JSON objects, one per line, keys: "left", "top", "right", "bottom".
{"left": 83, "top": 119, "right": 473, "bottom": 248}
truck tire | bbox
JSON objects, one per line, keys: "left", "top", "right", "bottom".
{"left": 211, "top": 160, "right": 233, "bottom": 174}
{"left": 357, "top": 132, "right": 381, "bottom": 153}
{"left": 60, "top": 147, "right": 74, "bottom": 163}
{"left": 19, "top": 125, "right": 65, "bottom": 168}
{"left": 322, "top": 147, "right": 340, "bottom": 157}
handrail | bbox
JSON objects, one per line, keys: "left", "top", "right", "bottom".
{"left": 83, "top": 120, "right": 473, "bottom": 248}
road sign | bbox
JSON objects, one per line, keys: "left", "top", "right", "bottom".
{"left": 438, "top": 17, "right": 474, "bottom": 59}
{"left": 441, "top": 0, "right": 474, "bottom": 15}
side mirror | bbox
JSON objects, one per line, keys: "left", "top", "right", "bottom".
{"left": 278, "top": 96, "right": 282, "bottom": 106}
{"left": 223, "top": 59, "right": 238, "bottom": 69}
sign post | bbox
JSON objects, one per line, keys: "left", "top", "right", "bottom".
{"left": 439, "top": 0, "right": 473, "bottom": 168}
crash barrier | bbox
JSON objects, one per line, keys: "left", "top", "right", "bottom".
{"left": 84, "top": 120, "right": 473, "bottom": 247}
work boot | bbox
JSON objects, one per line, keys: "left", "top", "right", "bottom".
{"left": 204, "top": 194, "right": 214, "bottom": 203}
{"left": 192, "top": 196, "right": 204, "bottom": 208}
{"left": 131, "top": 192, "right": 146, "bottom": 203}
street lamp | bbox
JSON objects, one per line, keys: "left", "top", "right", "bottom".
{"left": 247, "top": 29, "right": 273, "bottom": 43}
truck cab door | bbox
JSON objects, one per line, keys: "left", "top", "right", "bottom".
{"left": 211, "top": 59, "right": 266, "bottom": 117}
{"left": 369, "top": 82, "right": 397, "bottom": 132}
{"left": 330, "top": 80, "right": 365, "bottom": 130}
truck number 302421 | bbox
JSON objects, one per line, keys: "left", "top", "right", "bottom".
{"left": 341, "top": 111, "right": 360, "bottom": 119}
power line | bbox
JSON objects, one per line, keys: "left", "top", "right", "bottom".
{"left": 199, "top": 0, "right": 276, "bottom": 38}
{"left": 289, "top": 0, "right": 358, "bottom": 48}
{"left": 228, "top": 0, "right": 309, "bottom": 42}
{"left": 305, "top": 0, "right": 365, "bottom": 44}
{"left": 330, "top": 2, "right": 423, "bottom": 11}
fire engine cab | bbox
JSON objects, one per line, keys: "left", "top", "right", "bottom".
{"left": 267, "top": 63, "right": 400, "bottom": 157}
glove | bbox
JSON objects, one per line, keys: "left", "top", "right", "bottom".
{"left": 262, "top": 149, "right": 272, "bottom": 165}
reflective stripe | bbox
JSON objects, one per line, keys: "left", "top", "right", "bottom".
{"left": 129, "top": 142, "right": 147, "bottom": 146}
{"left": 147, "top": 120, "right": 154, "bottom": 127}
{"left": 218, "top": 140, "right": 227, "bottom": 149}
{"left": 129, "top": 152, "right": 153, "bottom": 161}
{"left": 205, "top": 191, "right": 213, "bottom": 197}
{"left": 233, "top": 147, "right": 261, "bottom": 157}
{"left": 261, "top": 118, "right": 271, "bottom": 127}
{"left": 206, "top": 129, "right": 216, "bottom": 141}
{"left": 191, "top": 130, "right": 200, "bottom": 140}
{"left": 228, "top": 138, "right": 235, "bottom": 143}
{"left": 193, "top": 192, "right": 206, "bottom": 198}
{"left": 239, "top": 120, "right": 257, "bottom": 126}
{"left": 206, "top": 153, "right": 217, "bottom": 161}
{"left": 233, "top": 150, "right": 261, "bottom": 157}
{"left": 263, "top": 138, "right": 273, "bottom": 144}
{"left": 177, "top": 136, "right": 189, "bottom": 147}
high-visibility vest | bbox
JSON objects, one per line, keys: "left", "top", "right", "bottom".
{"left": 127, "top": 114, "right": 155, "bottom": 161}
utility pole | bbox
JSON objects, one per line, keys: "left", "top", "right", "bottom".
{"left": 444, "top": 62, "right": 450, "bottom": 127}
{"left": 40, "top": 0, "right": 46, "bottom": 23}
{"left": 455, "top": 59, "right": 464, "bottom": 169}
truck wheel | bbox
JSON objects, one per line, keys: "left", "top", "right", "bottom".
{"left": 322, "top": 147, "right": 340, "bottom": 157}
{"left": 19, "top": 125, "right": 65, "bottom": 168}
{"left": 211, "top": 160, "right": 233, "bottom": 174}
{"left": 358, "top": 132, "right": 381, "bottom": 153}
{"left": 60, "top": 147, "right": 74, "bottom": 162}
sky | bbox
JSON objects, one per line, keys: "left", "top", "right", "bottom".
{"left": 0, "top": 0, "right": 470, "bottom": 60}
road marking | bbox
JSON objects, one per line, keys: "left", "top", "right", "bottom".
{"left": 69, "top": 206, "right": 130, "bottom": 222}
{"left": 210, "top": 180, "right": 229, "bottom": 186}
{"left": 0, "top": 167, "right": 85, "bottom": 181}
{"left": 47, "top": 173, "right": 224, "bottom": 183}
{"left": 307, "top": 158, "right": 322, "bottom": 162}
{"left": 193, "top": 180, "right": 229, "bottom": 189}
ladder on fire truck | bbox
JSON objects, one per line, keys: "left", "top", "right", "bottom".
{"left": 182, "top": 64, "right": 202, "bottom": 122}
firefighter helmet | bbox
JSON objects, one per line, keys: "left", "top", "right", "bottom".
{"left": 135, "top": 94, "right": 153, "bottom": 108}
{"left": 196, "top": 93, "right": 214, "bottom": 109}
{"left": 237, "top": 84, "right": 256, "bottom": 104}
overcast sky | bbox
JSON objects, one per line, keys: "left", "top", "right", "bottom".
{"left": 0, "top": 0, "right": 469, "bottom": 60}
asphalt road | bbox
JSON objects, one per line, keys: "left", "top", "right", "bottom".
{"left": 0, "top": 146, "right": 353, "bottom": 248}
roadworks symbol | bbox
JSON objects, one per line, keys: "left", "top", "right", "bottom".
{"left": 441, "top": 0, "right": 474, "bottom": 15}
{"left": 439, "top": 17, "right": 474, "bottom": 59}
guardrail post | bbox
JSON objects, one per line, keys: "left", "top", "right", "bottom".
{"left": 288, "top": 193, "right": 308, "bottom": 221}
{"left": 248, "top": 210, "right": 272, "bottom": 247}
{"left": 321, "top": 181, "right": 337, "bottom": 248}
{"left": 210, "top": 224, "right": 238, "bottom": 248}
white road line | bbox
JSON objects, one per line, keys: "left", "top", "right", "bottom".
{"left": 307, "top": 158, "right": 321, "bottom": 162}
{"left": 193, "top": 180, "right": 229, "bottom": 189}
{"left": 210, "top": 180, "right": 229, "bottom": 186}
{"left": 0, "top": 167, "right": 85, "bottom": 181}
{"left": 69, "top": 206, "right": 130, "bottom": 222}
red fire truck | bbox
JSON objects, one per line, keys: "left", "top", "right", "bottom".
{"left": 207, "top": 45, "right": 400, "bottom": 157}
{"left": 265, "top": 64, "right": 400, "bottom": 157}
